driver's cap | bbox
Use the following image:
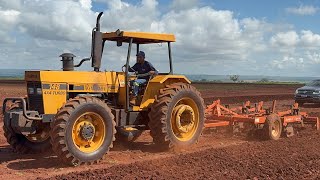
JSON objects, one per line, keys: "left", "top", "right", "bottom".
{"left": 136, "top": 51, "right": 145, "bottom": 57}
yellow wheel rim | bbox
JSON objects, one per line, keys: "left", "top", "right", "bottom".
{"left": 72, "top": 112, "right": 106, "bottom": 153}
{"left": 171, "top": 98, "right": 200, "bottom": 141}
{"left": 271, "top": 120, "right": 281, "bottom": 137}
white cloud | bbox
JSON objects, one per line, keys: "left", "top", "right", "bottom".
{"left": 0, "top": 0, "right": 21, "bottom": 10}
{"left": 300, "top": 30, "right": 320, "bottom": 48}
{"left": 306, "top": 51, "right": 320, "bottom": 64}
{"left": 286, "top": 5, "right": 319, "bottom": 15}
{"left": 170, "top": 0, "right": 199, "bottom": 11}
{"left": 270, "top": 30, "right": 320, "bottom": 52}
{"left": 270, "top": 31, "right": 299, "bottom": 47}
{"left": 271, "top": 55, "right": 304, "bottom": 70}
{"left": 0, "top": 9, "right": 20, "bottom": 23}
{"left": 240, "top": 18, "right": 271, "bottom": 52}
{"left": 16, "top": 0, "right": 96, "bottom": 42}
{"left": 268, "top": 30, "right": 320, "bottom": 75}
{"left": 80, "top": 0, "right": 92, "bottom": 10}
{"left": 1, "top": 0, "right": 320, "bottom": 76}
{"left": 0, "top": 9, "right": 20, "bottom": 43}
{"left": 157, "top": 7, "right": 244, "bottom": 55}
{"left": 102, "top": 0, "right": 159, "bottom": 32}
{"left": 106, "top": 0, "right": 129, "bottom": 10}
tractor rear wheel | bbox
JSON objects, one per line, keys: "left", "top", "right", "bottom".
{"left": 262, "top": 114, "right": 282, "bottom": 140}
{"left": 148, "top": 83, "right": 205, "bottom": 149}
{"left": 3, "top": 102, "right": 51, "bottom": 153}
{"left": 50, "top": 96, "right": 116, "bottom": 166}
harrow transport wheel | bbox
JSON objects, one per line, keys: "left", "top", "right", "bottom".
{"left": 3, "top": 102, "right": 51, "bottom": 153}
{"left": 50, "top": 96, "right": 116, "bottom": 166}
{"left": 115, "top": 112, "right": 146, "bottom": 142}
{"left": 148, "top": 83, "right": 205, "bottom": 149}
{"left": 263, "top": 114, "right": 282, "bottom": 140}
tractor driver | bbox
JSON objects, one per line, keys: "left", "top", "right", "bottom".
{"left": 129, "top": 51, "right": 158, "bottom": 104}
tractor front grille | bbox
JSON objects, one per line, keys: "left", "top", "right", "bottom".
{"left": 27, "top": 82, "right": 44, "bottom": 114}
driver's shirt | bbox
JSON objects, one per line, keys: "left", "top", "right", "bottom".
{"left": 129, "top": 60, "right": 158, "bottom": 80}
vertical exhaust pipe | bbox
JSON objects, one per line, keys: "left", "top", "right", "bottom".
{"left": 91, "top": 12, "right": 104, "bottom": 72}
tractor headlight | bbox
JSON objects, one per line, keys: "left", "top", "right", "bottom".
{"left": 28, "top": 87, "right": 34, "bottom": 94}
{"left": 36, "top": 88, "right": 42, "bottom": 95}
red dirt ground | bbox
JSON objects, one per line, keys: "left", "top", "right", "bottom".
{"left": 1, "top": 82, "right": 320, "bottom": 179}
{"left": 51, "top": 130, "right": 320, "bottom": 180}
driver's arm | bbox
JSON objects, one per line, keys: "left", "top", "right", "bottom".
{"left": 128, "top": 63, "right": 138, "bottom": 72}
{"left": 148, "top": 62, "right": 158, "bottom": 75}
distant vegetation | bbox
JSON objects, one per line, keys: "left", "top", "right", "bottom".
{"left": 191, "top": 77, "right": 302, "bottom": 85}
{"left": 258, "top": 78, "right": 270, "bottom": 83}
{"left": 190, "top": 74, "right": 303, "bottom": 84}
{"left": 193, "top": 79, "right": 223, "bottom": 83}
{"left": 229, "top": 75, "right": 240, "bottom": 82}
{"left": 191, "top": 80, "right": 302, "bottom": 85}
{"left": 0, "top": 77, "right": 24, "bottom": 80}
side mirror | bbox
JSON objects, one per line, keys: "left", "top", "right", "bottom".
{"left": 116, "top": 29, "right": 122, "bottom": 47}
{"left": 117, "top": 41, "right": 122, "bottom": 47}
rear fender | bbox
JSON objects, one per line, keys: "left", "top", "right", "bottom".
{"left": 138, "top": 75, "right": 191, "bottom": 110}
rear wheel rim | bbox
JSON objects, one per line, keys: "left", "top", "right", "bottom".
{"left": 171, "top": 98, "right": 200, "bottom": 141}
{"left": 72, "top": 112, "right": 106, "bottom": 153}
{"left": 271, "top": 120, "right": 281, "bottom": 137}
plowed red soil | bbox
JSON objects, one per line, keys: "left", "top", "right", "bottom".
{"left": 1, "top": 81, "right": 320, "bottom": 179}
{"left": 51, "top": 130, "right": 320, "bottom": 180}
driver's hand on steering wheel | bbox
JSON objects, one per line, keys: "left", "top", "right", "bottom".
{"left": 149, "top": 71, "right": 156, "bottom": 75}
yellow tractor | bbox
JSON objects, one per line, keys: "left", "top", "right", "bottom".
{"left": 2, "top": 12, "right": 204, "bottom": 166}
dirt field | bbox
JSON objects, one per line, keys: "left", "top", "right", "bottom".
{"left": 2, "top": 82, "right": 320, "bottom": 179}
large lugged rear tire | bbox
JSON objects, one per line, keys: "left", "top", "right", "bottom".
{"left": 3, "top": 102, "right": 51, "bottom": 154}
{"left": 148, "top": 83, "right": 205, "bottom": 149}
{"left": 50, "top": 96, "right": 116, "bottom": 166}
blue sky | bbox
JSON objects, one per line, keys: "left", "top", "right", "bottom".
{"left": 213, "top": 0, "right": 320, "bottom": 32}
{"left": 91, "top": 0, "right": 320, "bottom": 33}
{"left": 1, "top": 0, "right": 320, "bottom": 77}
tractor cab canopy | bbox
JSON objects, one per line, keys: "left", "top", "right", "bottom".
{"left": 102, "top": 30, "right": 176, "bottom": 111}
{"left": 102, "top": 30, "right": 176, "bottom": 44}
{"left": 101, "top": 29, "right": 175, "bottom": 75}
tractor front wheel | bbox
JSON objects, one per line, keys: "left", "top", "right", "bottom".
{"left": 50, "top": 96, "right": 116, "bottom": 166}
{"left": 3, "top": 103, "right": 51, "bottom": 153}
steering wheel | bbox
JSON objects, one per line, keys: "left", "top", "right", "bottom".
{"left": 122, "top": 65, "right": 137, "bottom": 73}
{"left": 136, "top": 72, "right": 151, "bottom": 78}
{"left": 122, "top": 65, "right": 154, "bottom": 82}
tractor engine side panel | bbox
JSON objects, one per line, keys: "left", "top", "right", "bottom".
{"left": 42, "top": 83, "right": 67, "bottom": 114}
{"left": 25, "top": 71, "right": 125, "bottom": 115}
